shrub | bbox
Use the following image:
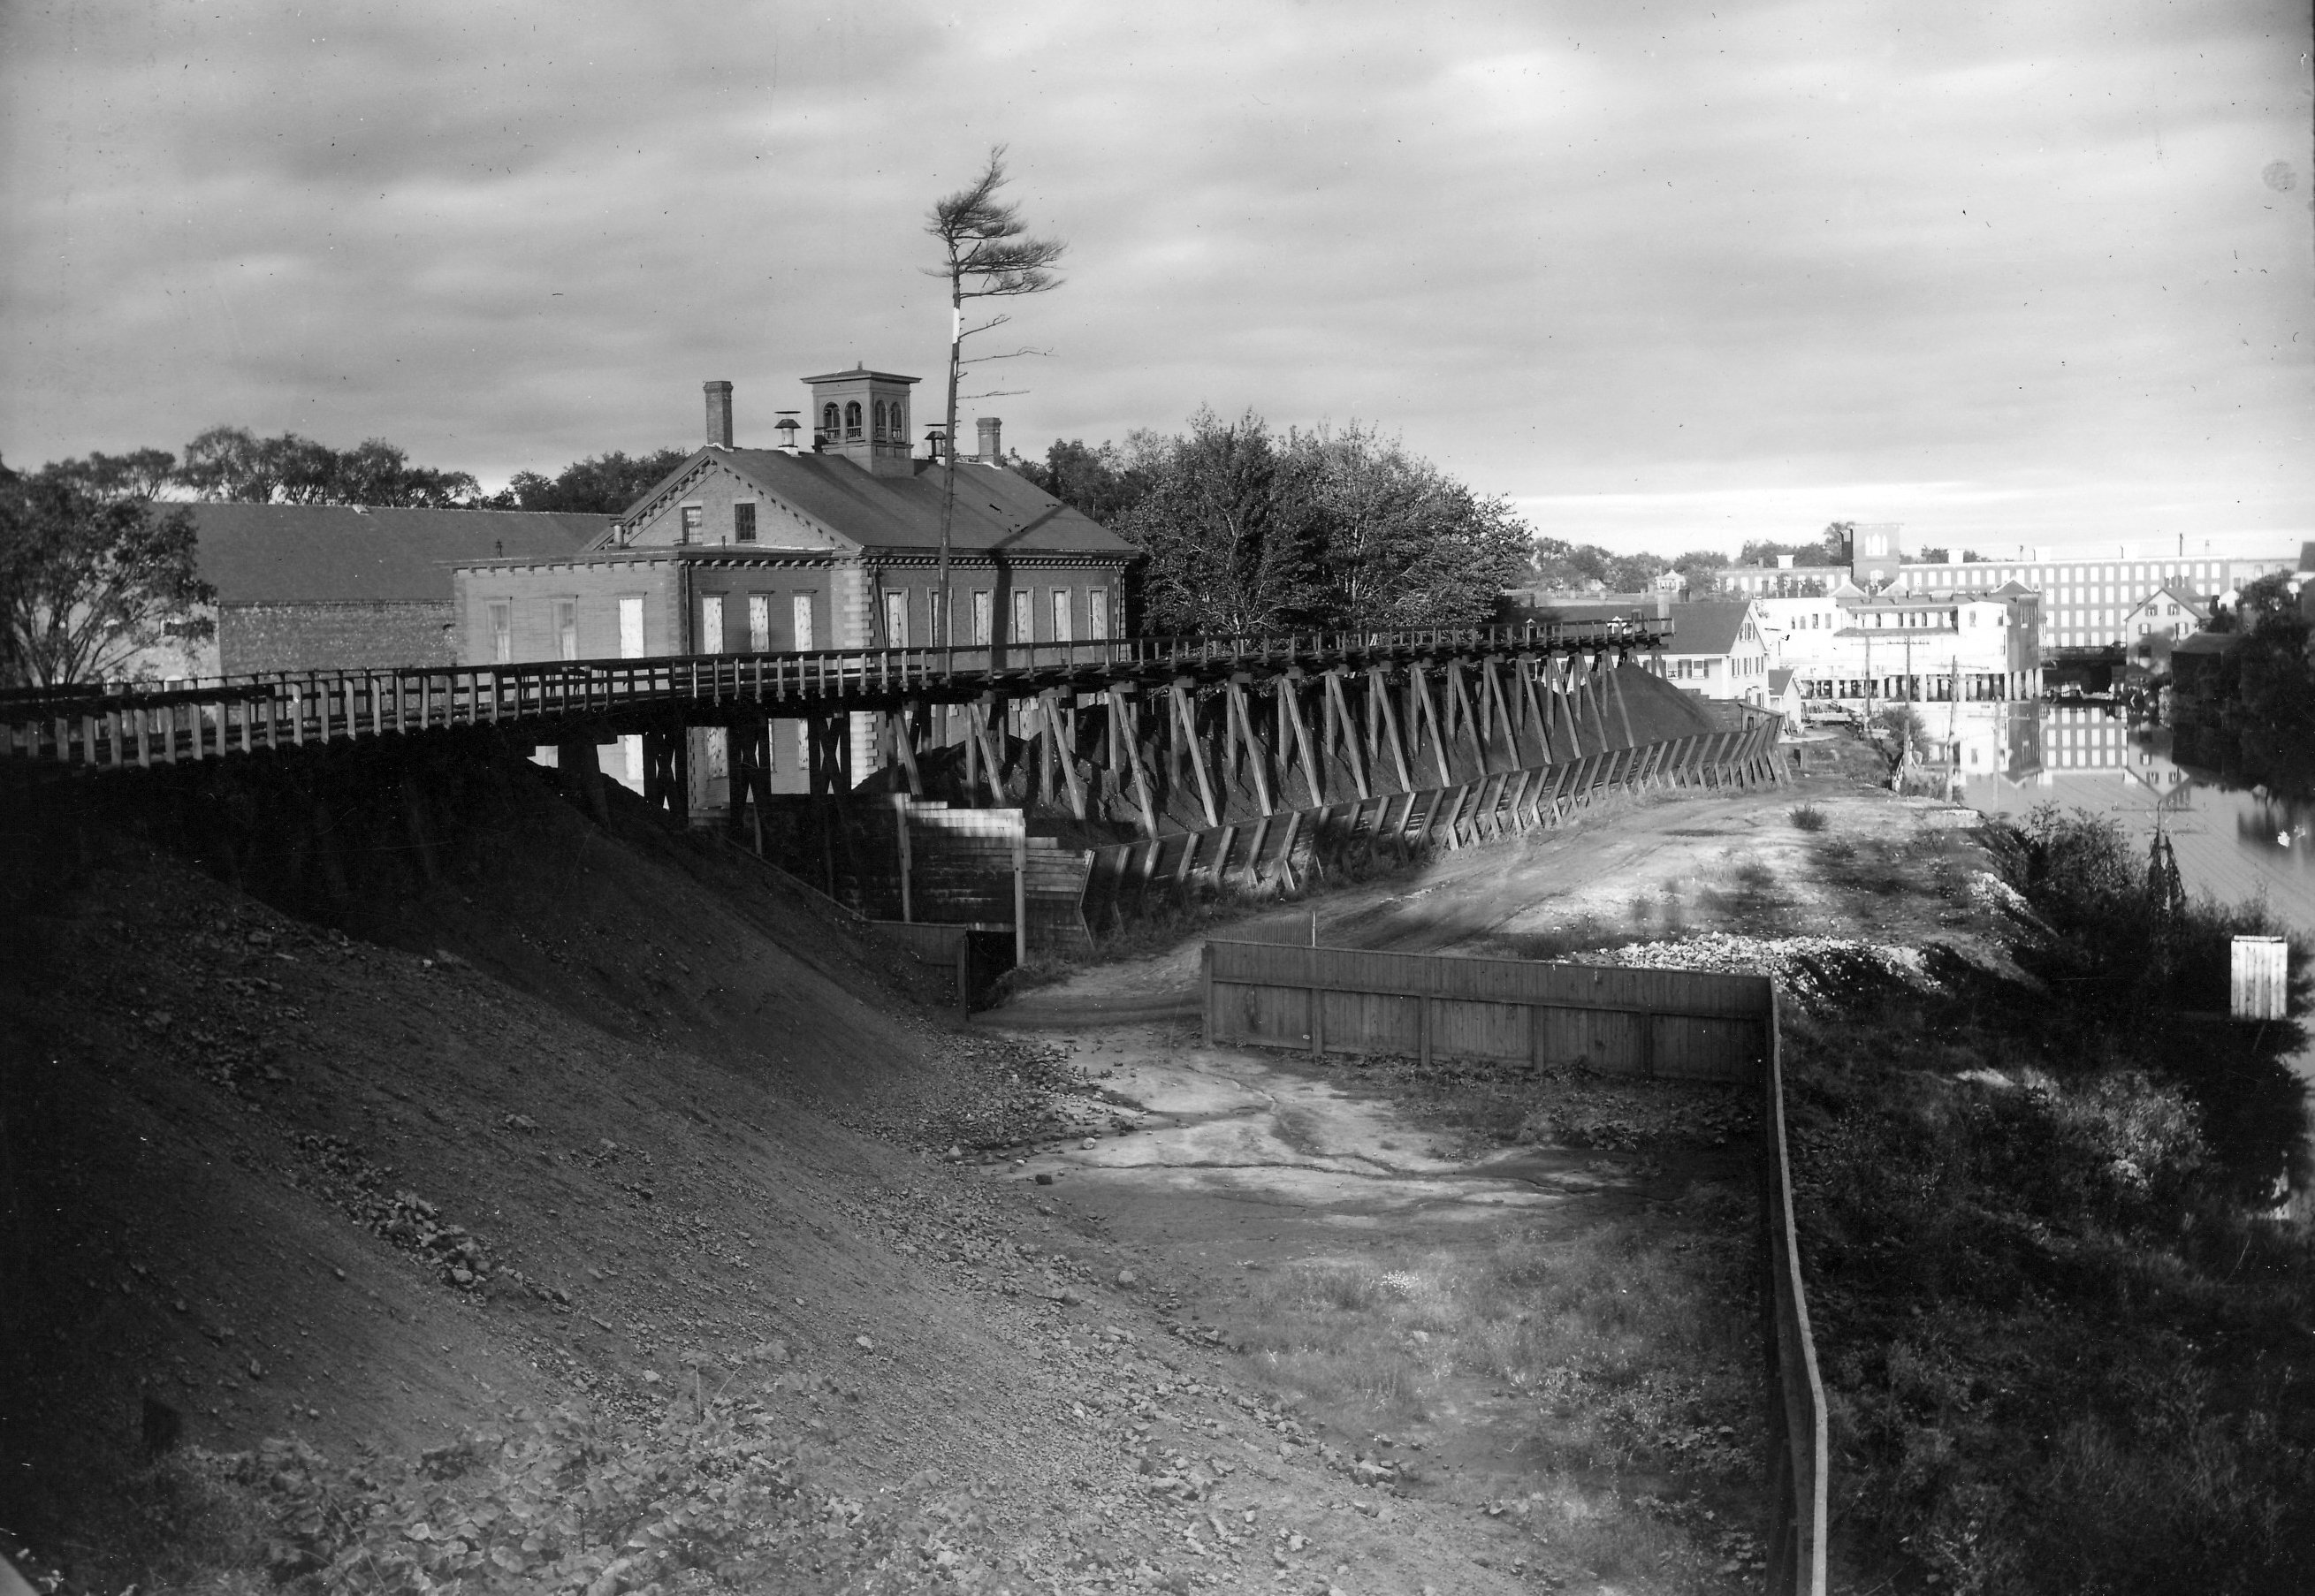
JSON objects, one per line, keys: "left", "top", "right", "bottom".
{"left": 1789, "top": 802, "right": 1828, "bottom": 832}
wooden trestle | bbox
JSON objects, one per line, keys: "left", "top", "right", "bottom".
{"left": 0, "top": 621, "right": 1677, "bottom": 836}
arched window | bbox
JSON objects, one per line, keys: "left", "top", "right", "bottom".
{"left": 844, "top": 401, "right": 863, "bottom": 440}
{"left": 820, "top": 403, "right": 839, "bottom": 435}
{"left": 872, "top": 400, "right": 887, "bottom": 438}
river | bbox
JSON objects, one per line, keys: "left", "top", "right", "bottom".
{"left": 1896, "top": 699, "right": 2315, "bottom": 936}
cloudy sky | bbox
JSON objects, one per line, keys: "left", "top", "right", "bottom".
{"left": 4, "top": 1, "right": 2309, "bottom": 559}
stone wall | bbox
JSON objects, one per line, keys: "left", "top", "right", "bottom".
{"left": 219, "top": 602, "right": 453, "bottom": 675}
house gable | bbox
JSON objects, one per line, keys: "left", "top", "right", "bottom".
{"left": 613, "top": 452, "right": 855, "bottom": 555}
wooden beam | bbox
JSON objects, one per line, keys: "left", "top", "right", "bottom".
{"left": 1242, "top": 814, "right": 1273, "bottom": 893}
{"left": 1372, "top": 667, "right": 1414, "bottom": 793}
{"left": 1226, "top": 679, "right": 1275, "bottom": 814}
{"left": 1409, "top": 664, "right": 1454, "bottom": 787}
{"left": 892, "top": 709, "right": 924, "bottom": 796}
{"left": 1556, "top": 658, "right": 1586, "bottom": 756}
{"left": 1044, "top": 689, "right": 1088, "bottom": 820}
{"left": 1520, "top": 658, "right": 1554, "bottom": 764}
{"left": 1175, "top": 687, "right": 1222, "bottom": 827}
{"left": 1482, "top": 661, "right": 1518, "bottom": 770}
{"left": 1325, "top": 668, "right": 1370, "bottom": 800}
{"left": 1280, "top": 675, "right": 1323, "bottom": 807}
{"left": 971, "top": 701, "right": 1010, "bottom": 806}
{"left": 1447, "top": 661, "right": 1486, "bottom": 775}
{"left": 1607, "top": 657, "right": 1638, "bottom": 748}
{"left": 1111, "top": 693, "right": 1160, "bottom": 839}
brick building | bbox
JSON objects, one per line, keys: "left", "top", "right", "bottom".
{"left": 453, "top": 369, "right": 1138, "bottom": 802}
{"left": 131, "top": 503, "right": 611, "bottom": 679}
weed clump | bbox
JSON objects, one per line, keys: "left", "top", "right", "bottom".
{"left": 1789, "top": 802, "right": 1828, "bottom": 832}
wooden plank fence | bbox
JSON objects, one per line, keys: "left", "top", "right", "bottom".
{"left": 1200, "top": 939, "right": 1827, "bottom": 1593}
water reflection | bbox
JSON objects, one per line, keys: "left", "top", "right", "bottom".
{"left": 1912, "top": 700, "right": 2315, "bottom": 937}
{"left": 1889, "top": 700, "right": 2313, "bottom": 1206}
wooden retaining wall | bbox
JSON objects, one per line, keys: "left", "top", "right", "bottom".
{"left": 1200, "top": 941, "right": 1768, "bottom": 1081}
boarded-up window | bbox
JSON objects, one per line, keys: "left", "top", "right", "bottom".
{"left": 1089, "top": 588, "right": 1110, "bottom": 640}
{"left": 1051, "top": 589, "right": 1072, "bottom": 642}
{"left": 1012, "top": 589, "right": 1032, "bottom": 645}
{"left": 489, "top": 601, "right": 512, "bottom": 665}
{"left": 747, "top": 595, "right": 770, "bottom": 652}
{"left": 971, "top": 590, "right": 994, "bottom": 646}
{"left": 555, "top": 599, "right": 578, "bottom": 662}
{"left": 618, "top": 597, "right": 644, "bottom": 658}
{"left": 883, "top": 590, "right": 908, "bottom": 648}
{"left": 792, "top": 595, "right": 814, "bottom": 651}
{"left": 701, "top": 595, "right": 725, "bottom": 655}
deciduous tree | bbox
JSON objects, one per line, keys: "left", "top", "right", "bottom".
{"left": 1113, "top": 410, "right": 1319, "bottom": 635}
{"left": 1287, "top": 423, "right": 1527, "bottom": 631}
{"left": 0, "top": 455, "right": 216, "bottom": 688}
{"left": 178, "top": 426, "right": 481, "bottom": 507}
{"left": 489, "top": 449, "right": 691, "bottom": 515}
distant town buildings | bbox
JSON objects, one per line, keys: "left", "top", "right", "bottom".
{"left": 1708, "top": 525, "right": 2293, "bottom": 650}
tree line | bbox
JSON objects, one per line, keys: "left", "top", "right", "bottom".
{"left": 1, "top": 427, "right": 692, "bottom": 516}
{"left": 2173, "top": 572, "right": 2315, "bottom": 792}
{"left": 1017, "top": 410, "right": 1529, "bottom": 635}
{"left": 0, "top": 430, "right": 691, "bottom": 688}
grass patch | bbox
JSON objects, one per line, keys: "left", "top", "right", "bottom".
{"left": 1199, "top": 1047, "right": 1771, "bottom": 1584}
{"left": 1241, "top": 1221, "right": 1757, "bottom": 1448}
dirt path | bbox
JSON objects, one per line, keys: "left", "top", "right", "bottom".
{"left": 967, "top": 784, "right": 1880, "bottom": 1592}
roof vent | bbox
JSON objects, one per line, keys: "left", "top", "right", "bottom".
{"left": 774, "top": 411, "right": 801, "bottom": 454}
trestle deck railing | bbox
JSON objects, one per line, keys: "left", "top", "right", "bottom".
{"left": 1, "top": 618, "right": 1674, "bottom": 771}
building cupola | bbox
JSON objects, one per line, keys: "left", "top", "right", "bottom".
{"left": 800, "top": 365, "right": 920, "bottom": 477}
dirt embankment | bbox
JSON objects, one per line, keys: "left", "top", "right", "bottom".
{"left": 1, "top": 764, "right": 1406, "bottom": 1592}
{"left": 3, "top": 733, "right": 2026, "bottom": 1596}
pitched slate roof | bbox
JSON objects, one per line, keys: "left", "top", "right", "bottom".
{"left": 181, "top": 503, "right": 612, "bottom": 604}
{"left": 2129, "top": 584, "right": 2210, "bottom": 621}
{"left": 1656, "top": 601, "right": 1755, "bottom": 656}
{"left": 609, "top": 449, "right": 1136, "bottom": 560}
{"left": 1768, "top": 667, "right": 1796, "bottom": 695}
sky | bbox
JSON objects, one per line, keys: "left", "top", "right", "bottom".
{"left": 3, "top": 1, "right": 2310, "bottom": 561}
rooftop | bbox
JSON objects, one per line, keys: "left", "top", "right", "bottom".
{"left": 179, "top": 502, "right": 612, "bottom": 604}
{"left": 612, "top": 450, "right": 1135, "bottom": 560}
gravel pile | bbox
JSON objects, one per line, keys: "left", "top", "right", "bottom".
{"left": 1578, "top": 930, "right": 1945, "bottom": 1012}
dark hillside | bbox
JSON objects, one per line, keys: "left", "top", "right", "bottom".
{"left": 0, "top": 760, "right": 1152, "bottom": 1590}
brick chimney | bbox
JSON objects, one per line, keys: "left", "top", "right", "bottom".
{"left": 704, "top": 381, "right": 734, "bottom": 449}
{"left": 976, "top": 416, "right": 1002, "bottom": 466}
